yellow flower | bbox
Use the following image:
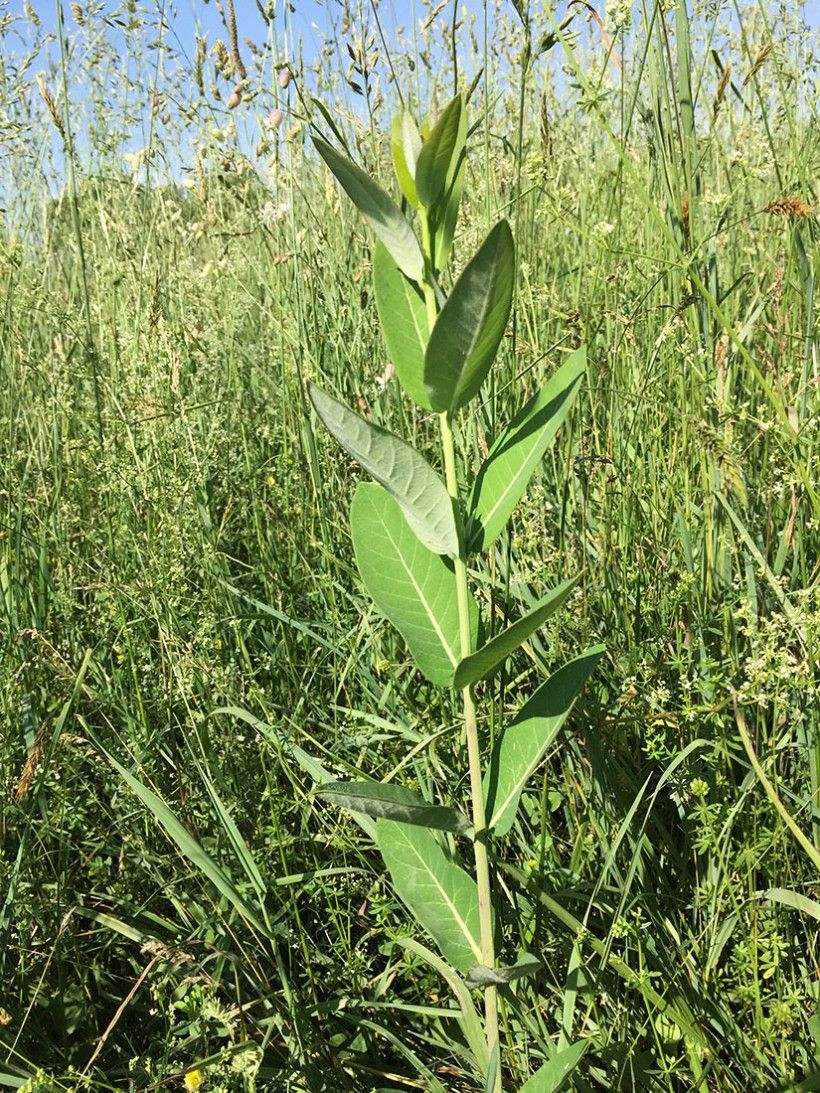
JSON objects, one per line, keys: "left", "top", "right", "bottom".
{"left": 184, "top": 1070, "right": 204, "bottom": 1092}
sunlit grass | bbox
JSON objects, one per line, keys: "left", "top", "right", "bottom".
{"left": 0, "top": 0, "right": 818, "bottom": 1089}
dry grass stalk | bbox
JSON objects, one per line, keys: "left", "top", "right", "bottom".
{"left": 744, "top": 41, "right": 773, "bottom": 86}
{"left": 14, "top": 730, "right": 46, "bottom": 802}
{"left": 36, "top": 74, "right": 66, "bottom": 143}
{"left": 713, "top": 60, "right": 731, "bottom": 120}
{"left": 225, "top": 0, "right": 247, "bottom": 82}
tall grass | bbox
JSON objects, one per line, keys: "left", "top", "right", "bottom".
{"left": 1, "top": 0, "right": 818, "bottom": 1089}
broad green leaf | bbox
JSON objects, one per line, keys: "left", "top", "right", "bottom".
{"left": 415, "top": 94, "right": 463, "bottom": 211}
{"left": 373, "top": 243, "right": 431, "bottom": 409}
{"left": 350, "top": 483, "right": 478, "bottom": 686}
{"left": 313, "top": 136, "right": 424, "bottom": 282}
{"left": 318, "top": 781, "right": 471, "bottom": 835}
{"left": 391, "top": 111, "right": 422, "bottom": 206}
{"left": 466, "top": 953, "right": 542, "bottom": 987}
{"left": 520, "top": 1041, "right": 588, "bottom": 1092}
{"left": 485, "top": 646, "right": 604, "bottom": 835}
{"left": 376, "top": 819, "right": 482, "bottom": 973}
{"left": 424, "top": 220, "right": 514, "bottom": 413}
{"left": 453, "top": 576, "right": 580, "bottom": 691}
{"left": 310, "top": 384, "right": 456, "bottom": 556}
{"left": 467, "top": 348, "right": 587, "bottom": 553}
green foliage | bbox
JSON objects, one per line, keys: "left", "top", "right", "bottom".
{"left": 372, "top": 242, "right": 431, "bottom": 408}
{"left": 310, "top": 98, "right": 593, "bottom": 1090}
{"left": 467, "top": 347, "right": 587, "bottom": 552}
{"left": 424, "top": 219, "right": 515, "bottom": 413}
{"left": 313, "top": 136, "right": 424, "bottom": 281}
{"left": 309, "top": 383, "right": 457, "bottom": 556}
{"left": 317, "top": 781, "right": 471, "bottom": 834}
{"left": 1, "top": 2, "right": 818, "bottom": 1089}
{"left": 453, "top": 576, "right": 581, "bottom": 689}
{"left": 518, "top": 1042, "right": 587, "bottom": 1092}
{"left": 350, "top": 482, "right": 478, "bottom": 686}
{"left": 375, "top": 820, "right": 483, "bottom": 973}
{"left": 485, "top": 646, "right": 605, "bottom": 836}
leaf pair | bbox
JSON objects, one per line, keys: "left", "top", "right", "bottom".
{"left": 373, "top": 220, "right": 515, "bottom": 416}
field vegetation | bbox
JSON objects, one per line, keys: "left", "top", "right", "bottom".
{"left": 1, "top": 0, "right": 818, "bottom": 1089}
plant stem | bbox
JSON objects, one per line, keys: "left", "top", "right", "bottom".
{"left": 439, "top": 412, "right": 502, "bottom": 1090}
{"left": 421, "top": 216, "right": 501, "bottom": 1088}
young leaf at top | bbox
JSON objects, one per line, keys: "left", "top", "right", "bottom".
{"left": 485, "top": 646, "right": 604, "bottom": 836}
{"left": 415, "top": 94, "right": 463, "bottom": 212}
{"left": 519, "top": 1041, "right": 588, "bottom": 1092}
{"left": 310, "top": 384, "right": 457, "bottom": 556}
{"left": 453, "top": 575, "right": 580, "bottom": 691}
{"left": 424, "top": 220, "right": 514, "bottom": 414}
{"left": 391, "top": 111, "right": 422, "bottom": 207}
{"left": 376, "top": 819, "right": 483, "bottom": 973}
{"left": 467, "top": 347, "right": 587, "bottom": 553}
{"left": 373, "top": 243, "right": 431, "bottom": 409}
{"left": 432, "top": 99, "right": 467, "bottom": 273}
{"left": 350, "top": 483, "right": 479, "bottom": 686}
{"left": 318, "top": 781, "right": 471, "bottom": 835}
{"left": 313, "top": 135, "right": 424, "bottom": 283}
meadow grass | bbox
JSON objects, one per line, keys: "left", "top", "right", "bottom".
{"left": 1, "top": 0, "right": 818, "bottom": 1089}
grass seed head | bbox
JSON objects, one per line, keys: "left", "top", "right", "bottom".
{"left": 765, "top": 196, "right": 814, "bottom": 218}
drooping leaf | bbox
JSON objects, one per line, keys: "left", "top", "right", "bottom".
{"left": 350, "top": 483, "right": 478, "bottom": 686}
{"left": 453, "top": 576, "right": 580, "bottom": 691}
{"left": 467, "top": 348, "right": 587, "bottom": 553}
{"left": 519, "top": 1041, "right": 588, "bottom": 1092}
{"left": 485, "top": 646, "right": 604, "bottom": 835}
{"left": 391, "top": 111, "right": 422, "bottom": 207}
{"left": 376, "top": 819, "right": 483, "bottom": 973}
{"left": 318, "top": 781, "right": 471, "bottom": 835}
{"left": 313, "top": 136, "right": 424, "bottom": 282}
{"left": 466, "top": 953, "right": 542, "bottom": 987}
{"left": 424, "top": 220, "right": 514, "bottom": 413}
{"left": 310, "top": 384, "right": 456, "bottom": 556}
{"left": 415, "top": 94, "right": 463, "bottom": 211}
{"left": 373, "top": 243, "right": 431, "bottom": 409}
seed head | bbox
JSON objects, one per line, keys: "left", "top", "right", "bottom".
{"left": 765, "top": 196, "right": 814, "bottom": 218}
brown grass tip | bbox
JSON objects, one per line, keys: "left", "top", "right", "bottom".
{"left": 765, "top": 196, "right": 814, "bottom": 218}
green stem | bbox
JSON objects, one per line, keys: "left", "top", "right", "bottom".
{"left": 421, "top": 216, "right": 501, "bottom": 1089}
{"left": 440, "top": 411, "right": 501, "bottom": 1091}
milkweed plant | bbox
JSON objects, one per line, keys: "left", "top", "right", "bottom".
{"left": 308, "top": 95, "right": 603, "bottom": 1092}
